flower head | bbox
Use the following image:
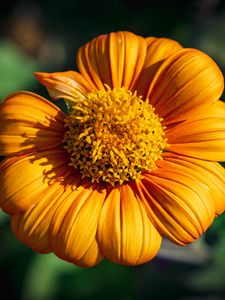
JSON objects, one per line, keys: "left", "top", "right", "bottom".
{"left": 1, "top": 31, "right": 225, "bottom": 267}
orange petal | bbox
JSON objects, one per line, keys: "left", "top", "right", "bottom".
{"left": 160, "top": 152, "right": 225, "bottom": 216}
{"left": 49, "top": 183, "right": 106, "bottom": 267}
{"left": 145, "top": 37, "right": 183, "bottom": 66}
{"left": 35, "top": 71, "right": 94, "bottom": 102}
{"left": 0, "top": 92, "right": 65, "bottom": 155}
{"left": 10, "top": 174, "right": 80, "bottom": 253}
{"left": 145, "top": 48, "right": 224, "bottom": 124}
{"left": 0, "top": 149, "right": 74, "bottom": 214}
{"left": 77, "top": 31, "right": 147, "bottom": 90}
{"left": 136, "top": 164, "right": 215, "bottom": 245}
{"left": 135, "top": 37, "right": 182, "bottom": 96}
{"left": 166, "top": 100, "right": 225, "bottom": 161}
{"left": 97, "top": 185, "right": 162, "bottom": 266}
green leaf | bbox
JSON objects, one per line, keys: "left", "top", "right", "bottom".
{"left": 0, "top": 40, "right": 39, "bottom": 100}
{"left": 22, "top": 253, "right": 77, "bottom": 300}
{"left": 0, "top": 209, "right": 9, "bottom": 225}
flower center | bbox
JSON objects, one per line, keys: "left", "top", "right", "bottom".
{"left": 64, "top": 86, "right": 167, "bottom": 186}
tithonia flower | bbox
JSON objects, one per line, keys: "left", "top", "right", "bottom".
{"left": 1, "top": 31, "right": 225, "bottom": 267}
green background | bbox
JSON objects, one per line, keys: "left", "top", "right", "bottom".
{"left": 1, "top": 0, "right": 225, "bottom": 299}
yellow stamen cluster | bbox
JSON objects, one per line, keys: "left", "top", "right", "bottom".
{"left": 64, "top": 86, "right": 167, "bottom": 186}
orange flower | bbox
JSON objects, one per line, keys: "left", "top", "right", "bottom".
{"left": 1, "top": 31, "right": 225, "bottom": 267}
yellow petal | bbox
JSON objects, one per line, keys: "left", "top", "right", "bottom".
{"left": 146, "top": 48, "right": 224, "bottom": 124}
{"left": 166, "top": 101, "right": 225, "bottom": 161}
{"left": 160, "top": 152, "right": 225, "bottom": 216}
{"left": 49, "top": 183, "right": 106, "bottom": 267}
{"left": 0, "top": 92, "right": 65, "bottom": 155}
{"left": 136, "top": 37, "right": 182, "bottom": 96}
{"left": 97, "top": 185, "right": 162, "bottom": 266}
{"left": 35, "top": 71, "right": 94, "bottom": 102}
{"left": 0, "top": 149, "right": 73, "bottom": 214}
{"left": 10, "top": 175, "right": 80, "bottom": 253}
{"left": 137, "top": 165, "right": 215, "bottom": 245}
{"left": 77, "top": 31, "right": 147, "bottom": 90}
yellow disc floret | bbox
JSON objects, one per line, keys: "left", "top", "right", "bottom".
{"left": 64, "top": 86, "right": 167, "bottom": 186}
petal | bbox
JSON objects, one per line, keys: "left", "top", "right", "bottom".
{"left": 0, "top": 92, "right": 65, "bottom": 155}
{"left": 145, "top": 48, "right": 224, "bottom": 124}
{"left": 76, "top": 31, "right": 147, "bottom": 90}
{"left": 166, "top": 101, "right": 225, "bottom": 161}
{"left": 144, "top": 37, "right": 183, "bottom": 67}
{"left": 35, "top": 71, "right": 94, "bottom": 102}
{"left": 135, "top": 37, "right": 183, "bottom": 96}
{"left": 136, "top": 163, "right": 215, "bottom": 245}
{"left": 49, "top": 183, "right": 106, "bottom": 267}
{"left": 0, "top": 149, "right": 74, "bottom": 214}
{"left": 97, "top": 185, "right": 162, "bottom": 266}
{"left": 10, "top": 175, "right": 81, "bottom": 253}
{"left": 160, "top": 152, "right": 225, "bottom": 216}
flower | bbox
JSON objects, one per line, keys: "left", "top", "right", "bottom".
{"left": 1, "top": 31, "right": 225, "bottom": 267}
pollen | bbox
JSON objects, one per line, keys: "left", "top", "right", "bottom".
{"left": 63, "top": 86, "right": 167, "bottom": 186}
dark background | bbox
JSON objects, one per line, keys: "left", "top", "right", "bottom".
{"left": 1, "top": 0, "right": 225, "bottom": 299}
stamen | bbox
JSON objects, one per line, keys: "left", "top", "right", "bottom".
{"left": 64, "top": 86, "right": 167, "bottom": 186}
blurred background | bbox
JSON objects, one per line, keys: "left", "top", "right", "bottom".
{"left": 1, "top": 0, "right": 225, "bottom": 299}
